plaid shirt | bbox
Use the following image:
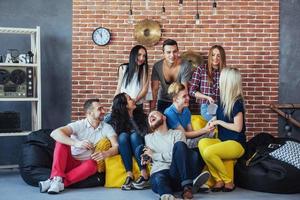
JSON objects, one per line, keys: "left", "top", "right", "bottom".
{"left": 189, "top": 64, "right": 220, "bottom": 104}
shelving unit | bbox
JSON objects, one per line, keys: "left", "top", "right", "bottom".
{"left": 0, "top": 26, "right": 41, "bottom": 135}
{"left": 0, "top": 27, "right": 41, "bottom": 168}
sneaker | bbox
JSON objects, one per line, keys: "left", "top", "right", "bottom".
{"left": 39, "top": 179, "right": 51, "bottom": 193}
{"left": 182, "top": 186, "right": 193, "bottom": 199}
{"left": 121, "top": 176, "right": 133, "bottom": 190}
{"left": 160, "top": 194, "right": 177, "bottom": 200}
{"left": 132, "top": 176, "right": 150, "bottom": 190}
{"left": 192, "top": 171, "right": 210, "bottom": 193}
{"left": 198, "top": 183, "right": 210, "bottom": 193}
{"left": 47, "top": 176, "right": 64, "bottom": 194}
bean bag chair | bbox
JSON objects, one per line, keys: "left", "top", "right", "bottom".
{"left": 191, "top": 115, "right": 207, "bottom": 131}
{"left": 104, "top": 155, "right": 143, "bottom": 188}
{"left": 235, "top": 132, "right": 300, "bottom": 194}
{"left": 19, "top": 129, "right": 104, "bottom": 188}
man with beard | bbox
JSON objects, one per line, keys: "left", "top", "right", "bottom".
{"left": 39, "top": 99, "right": 118, "bottom": 194}
{"left": 136, "top": 111, "right": 210, "bottom": 200}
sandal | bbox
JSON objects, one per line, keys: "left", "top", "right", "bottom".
{"left": 211, "top": 181, "right": 224, "bottom": 192}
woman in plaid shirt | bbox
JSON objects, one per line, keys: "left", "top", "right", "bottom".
{"left": 189, "top": 45, "right": 227, "bottom": 121}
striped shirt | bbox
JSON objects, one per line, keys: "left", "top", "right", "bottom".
{"left": 189, "top": 64, "right": 220, "bottom": 104}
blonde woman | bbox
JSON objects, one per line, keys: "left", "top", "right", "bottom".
{"left": 198, "top": 67, "right": 246, "bottom": 192}
{"left": 189, "top": 45, "right": 226, "bottom": 121}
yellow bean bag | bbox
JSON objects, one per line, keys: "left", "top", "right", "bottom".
{"left": 94, "top": 138, "right": 112, "bottom": 173}
{"left": 191, "top": 115, "right": 207, "bottom": 131}
{"left": 191, "top": 114, "right": 218, "bottom": 138}
{"left": 104, "top": 155, "right": 142, "bottom": 188}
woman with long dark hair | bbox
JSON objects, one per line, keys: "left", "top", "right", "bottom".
{"left": 109, "top": 93, "right": 149, "bottom": 190}
{"left": 115, "top": 45, "right": 149, "bottom": 110}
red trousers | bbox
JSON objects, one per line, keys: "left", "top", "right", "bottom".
{"left": 50, "top": 142, "right": 97, "bottom": 187}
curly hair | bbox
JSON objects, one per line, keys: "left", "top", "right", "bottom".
{"left": 109, "top": 93, "right": 148, "bottom": 136}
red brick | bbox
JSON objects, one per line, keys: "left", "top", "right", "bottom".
{"left": 72, "top": 0, "right": 280, "bottom": 138}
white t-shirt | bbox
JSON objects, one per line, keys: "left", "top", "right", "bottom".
{"left": 145, "top": 129, "right": 186, "bottom": 175}
{"left": 120, "top": 64, "right": 145, "bottom": 105}
{"left": 68, "top": 119, "right": 116, "bottom": 160}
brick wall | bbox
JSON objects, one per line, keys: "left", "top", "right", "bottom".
{"left": 72, "top": 0, "right": 279, "bottom": 139}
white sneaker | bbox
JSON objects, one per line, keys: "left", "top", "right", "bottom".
{"left": 198, "top": 183, "right": 210, "bottom": 192}
{"left": 47, "top": 176, "right": 64, "bottom": 194}
{"left": 192, "top": 171, "right": 210, "bottom": 193}
{"left": 160, "top": 194, "right": 177, "bottom": 200}
{"left": 39, "top": 179, "right": 51, "bottom": 193}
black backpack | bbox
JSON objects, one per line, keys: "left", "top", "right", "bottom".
{"left": 235, "top": 132, "right": 300, "bottom": 194}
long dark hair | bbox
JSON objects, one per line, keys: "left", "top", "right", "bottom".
{"left": 123, "top": 45, "right": 148, "bottom": 88}
{"left": 109, "top": 93, "right": 148, "bottom": 136}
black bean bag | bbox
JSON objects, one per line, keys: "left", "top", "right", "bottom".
{"left": 235, "top": 132, "right": 300, "bottom": 194}
{"left": 19, "top": 129, "right": 104, "bottom": 188}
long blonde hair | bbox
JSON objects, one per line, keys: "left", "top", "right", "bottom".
{"left": 219, "top": 67, "right": 244, "bottom": 119}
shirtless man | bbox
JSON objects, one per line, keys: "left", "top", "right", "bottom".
{"left": 150, "top": 39, "right": 192, "bottom": 113}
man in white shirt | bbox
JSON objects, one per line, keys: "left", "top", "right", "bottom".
{"left": 39, "top": 99, "right": 118, "bottom": 194}
{"left": 137, "top": 111, "right": 209, "bottom": 200}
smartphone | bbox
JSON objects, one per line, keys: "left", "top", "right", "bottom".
{"left": 142, "top": 154, "right": 150, "bottom": 162}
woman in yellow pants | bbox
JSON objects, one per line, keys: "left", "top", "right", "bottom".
{"left": 198, "top": 67, "right": 246, "bottom": 192}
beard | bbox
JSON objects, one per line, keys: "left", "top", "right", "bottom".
{"left": 150, "top": 118, "right": 164, "bottom": 131}
{"left": 91, "top": 112, "right": 103, "bottom": 121}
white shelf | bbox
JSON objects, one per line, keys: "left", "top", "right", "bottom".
{"left": 0, "top": 164, "right": 19, "bottom": 169}
{"left": 0, "top": 131, "right": 31, "bottom": 137}
{"left": 0, "top": 98, "right": 38, "bottom": 101}
{"left": 0, "top": 26, "right": 41, "bottom": 130}
{"left": 0, "top": 63, "right": 38, "bottom": 67}
{"left": 0, "top": 27, "right": 37, "bottom": 34}
{"left": 0, "top": 26, "right": 41, "bottom": 169}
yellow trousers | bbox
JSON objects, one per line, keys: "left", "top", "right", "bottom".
{"left": 198, "top": 138, "right": 244, "bottom": 183}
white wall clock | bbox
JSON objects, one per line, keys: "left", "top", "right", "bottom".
{"left": 92, "top": 27, "right": 111, "bottom": 46}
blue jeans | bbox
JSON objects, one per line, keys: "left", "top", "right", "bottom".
{"left": 136, "top": 141, "right": 204, "bottom": 196}
{"left": 200, "top": 103, "right": 213, "bottom": 121}
{"left": 118, "top": 132, "right": 145, "bottom": 172}
{"left": 157, "top": 100, "right": 172, "bottom": 114}
{"left": 103, "top": 112, "right": 111, "bottom": 123}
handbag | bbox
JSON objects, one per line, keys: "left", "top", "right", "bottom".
{"left": 245, "top": 143, "right": 281, "bottom": 167}
{"left": 269, "top": 141, "right": 300, "bottom": 170}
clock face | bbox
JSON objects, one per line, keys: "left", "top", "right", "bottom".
{"left": 92, "top": 27, "right": 111, "bottom": 46}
